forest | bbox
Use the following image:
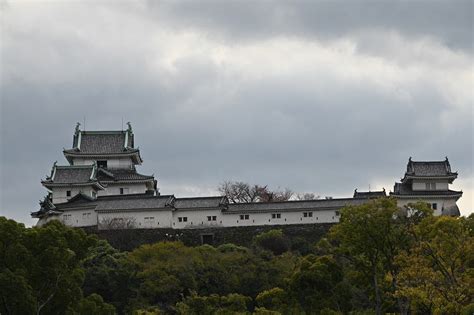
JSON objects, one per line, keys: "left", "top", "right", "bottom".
{"left": 1, "top": 198, "right": 473, "bottom": 315}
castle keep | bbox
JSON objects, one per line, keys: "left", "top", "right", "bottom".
{"left": 32, "top": 124, "right": 463, "bottom": 229}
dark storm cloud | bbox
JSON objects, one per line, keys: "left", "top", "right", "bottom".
{"left": 0, "top": 1, "right": 472, "bottom": 225}
{"left": 146, "top": 0, "right": 473, "bottom": 51}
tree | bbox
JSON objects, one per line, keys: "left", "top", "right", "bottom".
{"left": 218, "top": 181, "right": 262, "bottom": 203}
{"left": 395, "top": 216, "right": 474, "bottom": 314}
{"left": 217, "top": 181, "right": 293, "bottom": 203}
{"left": 288, "top": 255, "right": 350, "bottom": 314}
{"left": 329, "top": 198, "right": 427, "bottom": 315}
{"left": 175, "top": 292, "right": 251, "bottom": 314}
{"left": 294, "top": 193, "right": 320, "bottom": 200}
{"left": 82, "top": 240, "right": 138, "bottom": 313}
{"left": 0, "top": 217, "right": 98, "bottom": 315}
{"left": 253, "top": 230, "right": 289, "bottom": 255}
{"left": 74, "top": 294, "right": 116, "bottom": 315}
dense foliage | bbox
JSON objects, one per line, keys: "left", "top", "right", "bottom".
{"left": 1, "top": 198, "right": 473, "bottom": 314}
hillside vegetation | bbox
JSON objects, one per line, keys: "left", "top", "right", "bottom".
{"left": 1, "top": 198, "right": 473, "bottom": 314}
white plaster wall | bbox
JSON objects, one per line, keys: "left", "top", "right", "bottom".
{"left": 396, "top": 197, "right": 458, "bottom": 216}
{"left": 61, "top": 209, "right": 97, "bottom": 227}
{"left": 221, "top": 210, "right": 340, "bottom": 227}
{"left": 36, "top": 215, "right": 61, "bottom": 227}
{"left": 72, "top": 158, "right": 133, "bottom": 169}
{"left": 98, "top": 210, "right": 173, "bottom": 230}
{"left": 52, "top": 187, "right": 95, "bottom": 203}
{"left": 171, "top": 209, "right": 341, "bottom": 229}
{"left": 412, "top": 180, "right": 449, "bottom": 191}
{"left": 97, "top": 183, "right": 147, "bottom": 196}
{"left": 172, "top": 209, "right": 223, "bottom": 229}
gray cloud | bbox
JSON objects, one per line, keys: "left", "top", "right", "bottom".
{"left": 1, "top": 1, "right": 472, "bottom": 225}
{"left": 146, "top": 0, "right": 473, "bottom": 51}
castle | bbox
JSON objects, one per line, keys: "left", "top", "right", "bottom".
{"left": 32, "top": 123, "right": 463, "bottom": 229}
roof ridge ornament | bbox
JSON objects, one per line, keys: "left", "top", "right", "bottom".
{"left": 127, "top": 122, "right": 133, "bottom": 134}
{"left": 48, "top": 161, "right": 57, "bottom": 180}
{"left": 75, "top": 122, "right": 81, "bottom": 135}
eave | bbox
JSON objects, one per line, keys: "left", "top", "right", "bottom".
{"left": 41, "top": 181, "right": 106, "bottom": 190}
{"left": 401, "top": 174, "right": 458, "bottom": 184}
{"left": 63, "top": 150, "right": 143, "bottom": 164}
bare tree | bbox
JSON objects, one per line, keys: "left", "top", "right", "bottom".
{"left": 294, "top": 192, "right": 320, "bottom": 200}
{"left": 218, "top": 181, "right": 293, "bottom": 203}
{"left": 218, "top": 181, "right": 262, "bottom": 203}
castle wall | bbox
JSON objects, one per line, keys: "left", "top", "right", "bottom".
{"left": 221, "top": 210, "right": 340, "bottom": 227}
{"left": 395, "top": 197, "right": 458, "bottom": 216}
{"left": 61, "top": 208, "right": 97, "bottom": 227}
{"left": 72, "top": 157, "right": 133, "bottom": 169}
{"left": 97, "top": 183, "right": 148, "bottom": 196}
{"left": 412, "top": 180, "right": 449, "bottom": 191}
{"left": 52, "top": 187, "right": 96, "bottom": 204}
{"left": 82, "top": 223, "right": 335, "bottom": 251}
{"left": 97, "top": 210, "right": 173, "bottom": 230}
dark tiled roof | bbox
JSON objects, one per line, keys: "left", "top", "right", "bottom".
{"left": 97, "top": 168, "right": 154, "bottom": 182}
{"left": 391, "top": 183, "right": 462, "bottom": 197}
{"left": 54, "top": 193, "right": 175, "bottom": 212}
{"left": 353, "top": 189, "right": 387, "bottom": 199}
{"left": 55, "top": 166, "right": 93, "bottom": 183}
{"left": 95, "top": 195, "right": 173, "bottom": 211}
{"left": 43, "top": 165, "right": 96, "bottom": 185}
{"left": 78, "top": 131, "right": 133, "bottom": 154}
{"left": 225, "top": 198, "right": 368, "bottom": 214}
{"left": 174, "top": 196, "right": 228, "bottom": 209}
{"left": 405, "top": 158, "right": 457, "bottom": 177}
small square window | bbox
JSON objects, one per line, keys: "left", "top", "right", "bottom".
{"left": 240, "top": 215, "right": 244, "bottom": 220}
{"left": 183, "top": 217, "right": 188, "bottom": 222}
{"left": 66, "top": 190, "right": 71, "bottom": 197}
{"left": 178, "top": 217, "right": 183, "bottom": 222}
{"left": 244, "top": 215, "right": 249, "bottom": 220}
{"left": 335, "top": 211, "right": 340, "bottom": 216}
{"left": 97, "top": 160, "right": 107, "bottom": 168}
{"left": 212, "top": 216, "right": 217, "bottom": 221}
{"left": 309, "top": 212, "right": 313, "bottom": 217}
{"left": 207, "top": 216, "right": 212, "bottom": 221}
{"left": 120, "top": 188, "right": 124, "bottom": 195}
{"left": 272, "top": 214, "right": 276, "bottom": 219}
{"left": 432, "top": 203, "right": 437, "bottom": 210}
{"left": 303, "top": 212, "right": 308, "bottom": 217}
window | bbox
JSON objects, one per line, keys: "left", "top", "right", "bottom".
{"left": 303, "top": 212, "right": 308, "bottom": 217}
{"left": 303, "top": 212, "right": 313, "bottom": 218}
{"left": 309, "top": 212, "right": 313, "bottom": 217}
{"left": 97, "top": 160, "right": 107, "bottom": 168}
{"left": 92, "top": 191, "right": 97, "bottom": 198}
{"left": 335, "top": 211, "right": 340, "bottom": 216}
{"left": 120, "top": 188, "right": 129, "bottom": 195}
{"left": 207, "top": 216, "right": 217, "bottom": 221}
{"left": 66, "top": 190, "right": 71, "bottom": 197}
{"left": 144, "top": 217, "right": 155, "bottom": 225}
{"left": 432, "top": 203, "right": 438, "bottom": 210}
{"left": 425, "top": 183, "right": 436, "bottom": 190}
{"left": 178, "top": 217, "right": 188, "bottom": 223}
{"left": 271, "top": 213, "right": 281, "bottom": 219}
{"left": 239, "top": 215, "right": 250, "bottom": 220}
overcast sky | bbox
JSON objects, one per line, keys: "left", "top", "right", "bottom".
{"left": 1, "top": 0, "right": 473, "bottom": 226}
